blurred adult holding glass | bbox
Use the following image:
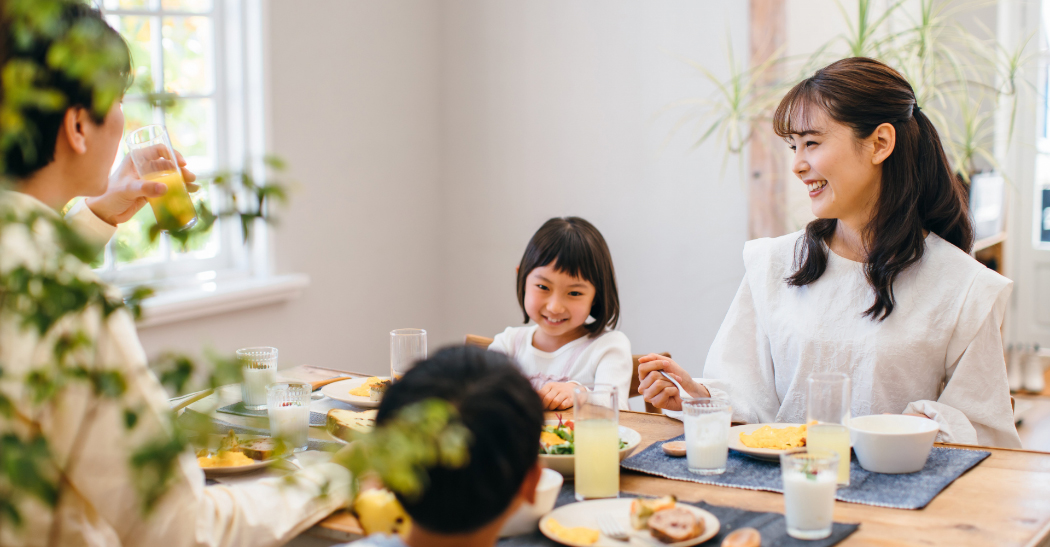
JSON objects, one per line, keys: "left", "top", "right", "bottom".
{"left": 639, "top": 57, "right": 1020, "bottom": 448}
{"left": 0, "top": 5, "right": 350, "bottom": 547}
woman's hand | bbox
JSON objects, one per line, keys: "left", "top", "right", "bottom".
{"left": 538, "top": 382, "right": 576, "bottom": 410}
{"left": 637, "top": 354, "right": 708, "bottom": 411}
{"left": 86, "top": 149, "right": 199, "bottom": 226}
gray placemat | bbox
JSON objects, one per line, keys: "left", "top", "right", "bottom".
{"left": 178, "top": 409, "right": 344, "bottom": 452}
{"left": 498, "top": 483, "right": 858, "bottom": 546}
{"left": 218, "top": 401, "right": 328, "bottom": 427}
{"left": 621, "top": 434, "right": 990, "bottom": 510}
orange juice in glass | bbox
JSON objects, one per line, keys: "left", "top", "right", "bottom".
{"left": 125, "top": 125, "right": 197, "bottom": 232}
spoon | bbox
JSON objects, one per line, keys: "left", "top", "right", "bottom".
{"left": 657, "top": 370, "right": 691, "bottom": 399}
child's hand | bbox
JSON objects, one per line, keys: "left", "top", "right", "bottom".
{"left": 538, "top": 382, "right": 576, "bottom": 410}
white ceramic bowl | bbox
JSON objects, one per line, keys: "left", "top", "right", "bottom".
{"left": 498, "top": 468, "right": 564, "bottom": 537}
{"left": 537, "top": 421, "right": 642, "bottom": 477}
{"left": 849, "top": 414, "right": 939, "bottom": 474}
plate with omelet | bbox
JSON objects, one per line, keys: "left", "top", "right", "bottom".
{"left": 728, "top": 423, "right": 808, "bottom": 462}
{"left": 539, "top": 497, "right": 718, "bottom": 546}
{"left": 195, "top": 431, "right": 278, "bottom": 477}
{"left": 320, "top": 376, "right": 392, "bottom": 408}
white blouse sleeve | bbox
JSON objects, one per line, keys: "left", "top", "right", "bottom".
{"left": 904, "top": 275, "right": 1021, "bottom": 448}
{"left": 65, "top": 199, "right": 117, "bottom": 252}
{"left": 590, "top": 332, "right": 633, "bottom": 410}
{"left": 695, "top": 276, "right": 780, "bottom": 424}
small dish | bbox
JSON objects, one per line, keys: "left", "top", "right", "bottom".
{"left": 538, "top": 420, "right": 641, "bottom": 477}
{"left": 539, "top": 498, "right": 719, "bottom": 546}
{"left": 727, "top": 423, "right": 805, "bottom": 462}
{"left": 850, "top": 414, "right": 939, "bottom": 474}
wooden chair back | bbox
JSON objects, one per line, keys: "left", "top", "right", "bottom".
{"left": 465, "top": 334, "right": 667, "bottom": 414}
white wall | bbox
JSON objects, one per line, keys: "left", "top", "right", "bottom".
{"left": 139, "top": 1, "right": 751, "bottom": 378}
{"left": 138, "top": 0, "right": 446, "bottom": 373}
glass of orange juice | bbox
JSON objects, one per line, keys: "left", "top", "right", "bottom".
{"left": 125, "top": 125, "right": 198, "bottom": 232}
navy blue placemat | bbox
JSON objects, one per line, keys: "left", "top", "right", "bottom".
{"left": 498, "top": 483, "right": 858, "bottom": 546}
{"left": 621, "top": 434, "right": 990, "bottom": 510}
{"left": 218, "top": 401, "right": 327, "bottom": 427}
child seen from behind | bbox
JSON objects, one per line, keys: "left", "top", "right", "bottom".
{"left": 489, "top": 217, "right": 632, "bottom": 410}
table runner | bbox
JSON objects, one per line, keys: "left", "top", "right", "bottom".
{"left": 497, "top": 483, "right": 859, "bottom": 546}
{"left": 620, "top": 434, "right": 990, "bottom": 510}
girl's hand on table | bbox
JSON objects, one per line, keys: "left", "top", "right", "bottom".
{"left": 637, "top": 354, "right": 708, "bottom": 411}
{"left": 538, "top": 382, "right": 575, "bottom": 410}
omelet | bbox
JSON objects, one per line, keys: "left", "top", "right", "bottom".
{"left": 739, "top": 423, "right": 808, "bottom": 450}
{"left": 349, "top": 377, "right": 384, "bottom": 397}
{"left": 546, "top": 519, "right": 599, "bottom": 545}
{"left": 198, "top": 450, "right": 255, "bottom": 468}
{"left": 540, "top": 431, "right": 569, "bottom": 451}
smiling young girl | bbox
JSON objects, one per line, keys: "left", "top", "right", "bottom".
{"left": 639, "top": 57, "right": 1020, "bottom": 447}
{"left": 489, "top": 217, "right": 632, "bottom": 410}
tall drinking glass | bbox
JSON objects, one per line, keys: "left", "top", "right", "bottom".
{"left": 781, "top": 449, "right": 839, "bottom": 540}
{"left": 683, "top": 398, "right": 732, "bottom": 475}
{"left": 238, "top": 347, "right": 278, "bottom": 410}
{"left": 573, "top": 384, "right": 619, "bottom": 501}
{"left": 125, "top": 125, "right": 198, "bottom": 232}
{"left": 390, "top": 329, "right": 427, "bottom": 382}
{"left": 806, "top": 372, "right": 851, "bottom": 485}
{"left": 267, "top": 381, "right": 311, "bottom": 453}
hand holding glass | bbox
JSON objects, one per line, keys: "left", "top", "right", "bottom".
{"left": 125, "top": 125, "right": 197, "bottom": 232}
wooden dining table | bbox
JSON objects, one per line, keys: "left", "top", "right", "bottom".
{"left": 308, "top": 408, "right": 1050, "bottom": 547}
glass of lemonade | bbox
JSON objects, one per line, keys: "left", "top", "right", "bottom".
{"left": 781, "top": 449, "right": 839, "bottom": 540}
{"left": 267, "top": 381, "right": 311, "bottom": 452}
{"left": 573, "top": 384, "right": 619, "bottom": 501}
{"left": 683, "top": 397, "right": 732, "bottom": 475}
{"left": 390, "top": 329, "right": 427, "bottom": 382}
{"left": 237, "top": 347, "right": 278, "bottom": 410}
{"left": 125, "top": 124, "right": 198, "bottom": 232}
{"left": 806, "top": 372, "right": 851, "bottom": 485}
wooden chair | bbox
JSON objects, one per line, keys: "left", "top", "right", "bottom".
{"left": 464, "top": 334, "right": 666, "bottom": 414}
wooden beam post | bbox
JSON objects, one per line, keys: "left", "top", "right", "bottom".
{"left": 748, "top": 0, "right": 788, "bottom": 239}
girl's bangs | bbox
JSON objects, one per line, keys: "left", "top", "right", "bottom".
{"left": 772, "top": 82, "right": 826, "bottom": 138}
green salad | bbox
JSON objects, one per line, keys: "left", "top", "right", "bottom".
{"left": 538, "top": 415, "right": 627, "bottom": 455}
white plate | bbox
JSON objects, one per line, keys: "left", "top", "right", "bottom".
{"left": 727, "top": 423, "right": 805, "bottom": 462}
{"left": 540, "top": 498, "right": 719, "bottom": 547}
{"left": 201, "top": 457, "right": 275, "bottom": 477}
{"left": 320, "top": 377, "right": 390, "bottom": 408}
{"left": 538, "top": 420, "right": 641, "bottom": 478}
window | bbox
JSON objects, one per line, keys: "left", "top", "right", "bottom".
{"left": 97, "top": 0, "right": 267, "bottom": 289}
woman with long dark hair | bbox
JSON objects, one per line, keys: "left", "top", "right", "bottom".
{"left": 637, "top": 57, "right": 1020, "bottom": 447}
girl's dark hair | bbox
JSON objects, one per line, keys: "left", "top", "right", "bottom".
{"left": 516, "top": 217, "right": 620, "bottom": 336}
{"left": 773, "top": 57, "right": 973, "bottom": 320}
{"left": 2, "top": 3, "right": 132, "bottom": 179}
{"left": 377, "top": 345, "right": 544, "bottom": 534}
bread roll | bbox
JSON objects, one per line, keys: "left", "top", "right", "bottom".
{"left": 648, "top": 507, "right": 703, "bottom": 543}
{"left": 722, "top": 527, "right": 761, "bottom": 547}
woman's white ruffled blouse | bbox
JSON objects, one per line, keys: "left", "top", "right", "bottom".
{"left": 693, "top": 231, "right": 1021, "bottom": 448}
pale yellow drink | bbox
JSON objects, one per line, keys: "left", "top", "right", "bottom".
{"left": 142, "top": 169, "right": 197, "bottom": 231}
{"left": 573, "top": 419, "right": 619, "bottom": 499}
{"left": 807, "top": 424, "right": 851, "bottom": 485}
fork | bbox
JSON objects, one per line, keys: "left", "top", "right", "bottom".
{"left": 597, "top": 514, "right": 629, "bottom": 542}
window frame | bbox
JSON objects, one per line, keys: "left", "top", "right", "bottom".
{"left": 96, "top": 0, "right": 270, "bottom": 291}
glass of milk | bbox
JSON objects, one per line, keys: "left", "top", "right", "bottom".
{"left": 267, "top": 381, "right": 311, "bottom": 452}
{"left": 780, "top": 449, "right": 840, "bottom": 540}
{"left": 682, "top": 397, "right": 732, "bottom": 475}
{"left": 237, "top": 347, "right": 278, "bottom": 410}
